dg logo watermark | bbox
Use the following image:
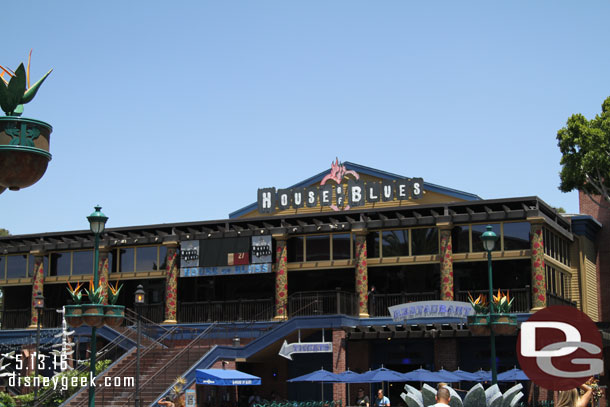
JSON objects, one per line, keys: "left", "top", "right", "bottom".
{"left": 517, "top": 306, "right": 603, "bottom": 391}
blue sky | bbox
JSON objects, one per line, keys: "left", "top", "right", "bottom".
{"left": 1, "top": 1, "right": 609, "bottom": 235}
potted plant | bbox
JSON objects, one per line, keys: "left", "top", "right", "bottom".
{"left": 104, "top": 281, "right": 125, "bottom": 327}
{"left": 82, "top": 279, "right": 105, "bottom": 328}
{"left": 0, "top": 50, "right": 53, "bottom": 192}
{"left": 490, "top": 290, "right": 517, "bottom": 335}
{"left": 65, "top": 282, "right": 84, "bottom": 327}
{"left": 466, "top": 293, "right": 490, "bottom": 336}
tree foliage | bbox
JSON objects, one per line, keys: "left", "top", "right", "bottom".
{"left": 557, "top": 96, "right": 610, "bottom": 208}
{"left": 0, "top": 228, "right": 9, "bottom": 237}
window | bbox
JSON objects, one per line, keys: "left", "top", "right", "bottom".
{"left": 471, "top": 224, "right": 501, "bottom": 252}
{"left": 0, "top": 256, "right": 4, "bottom": 279}
{"left": 287, "top": 237, "right": 304, "bottom": 262}
{"left": 119, "top": 248, "right": 135, "bottom": 273}
{"left": 382, "top": 230, "right": 409, "bottom": 257}
{"left": 332, "top": 234, "right": 351, "bottom": 260}
{"left": 28, "top": 255, "right": 49, "bottom": 277}
{"left": 366, "top": 232, "right": 380, "bottom": 258}
{"left": 136, "top": 246, "right": 158, "bottom": 271}
{"left": 72, "top": 251, "right": 93, "bottom": 275}
{"left": 411, "top": 228, "right": 439, "bottom": 255}
{"left": 159, "top": 245, "right": 168, "bottom": 270}
{"left": 451, "top": 225, "right": 470, "bottom": 253}
{"left": 306, "top": 235, "right": 330, "bottom": 261}
{"left": 503, "top": 222, "right": 530, "bottom": 251}
{"left": 50, "top": 252, "right": 71, "bottom": 276}
{"left": 543, "top": 228, "right": 571, "bottom": 266}
{"left": 6, "top": 255, "right": 27, "bottom": 279}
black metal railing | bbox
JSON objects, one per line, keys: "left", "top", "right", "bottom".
{"left": 288, "top": 290, "right": 357, "bottom": 317}
{"left": 134, "top": 302, "right": 165, "bottom": 323}
{"left": 0, "top": 307, "right": 30, "bottom": 329}
{"left": 369, "top": 291, "right": 439, "bottom": 317}
{"left": 546, "top": 292, "right": 577, "bottom": 307}
{"left": 178, "top": 298, "right": 274, "bottom": 323}
{"left": 455, "top": 287, "right": 531, "bottom": 313}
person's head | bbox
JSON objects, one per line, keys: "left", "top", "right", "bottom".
{"left": 436, "top": 388, "right": 450, "bottom": 404}
{"left": 557, "top": 389, "right": 579, "bottom": 407}
{"left": 437, "top": 383, "right": 448, "bottom": 391}
{"left": 377, "top": 389, "right": 384, "bottom": 399}
{"left": 358, "top": 388, "right": 365, "bottom": 397}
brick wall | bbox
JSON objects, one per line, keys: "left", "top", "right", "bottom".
{"left": 578, "top": 191, "right": 610, "bottom": 321}
{"left": 332, "top": 330, "right": 347, "bottom": 405}
{"left": 347, "top": 341, "right": 370, "bottom": 406}
{"left": 433, "top": 338, "right": 458, "bottom": 370}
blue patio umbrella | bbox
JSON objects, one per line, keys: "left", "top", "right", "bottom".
{"left": 287, "top": 368, "right": 341, "bottom": 401}
{"left": 437, "top": 369, "right": 463, "bottom": 383}
{"left": 336, "top": 369, "right": 365, "bottom": 404}
{"left": 450, "top": 368, "right": 481, "bottom": 382}
{"left": 402, "top": 368, "right": 457, "bottom": 383}
{"left": 471, "top": 369, "right": 492, "bottom": 382}
{"left": 497, "top": 367, "right": 529, "bottom": 382}
{"left": 358, "top": 367, "right": 406, "bottom": 383}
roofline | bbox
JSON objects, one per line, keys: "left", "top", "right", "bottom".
{"left": 228, "top": 161, "right": 481, "bottom": 218}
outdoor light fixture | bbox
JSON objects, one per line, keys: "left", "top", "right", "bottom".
{"left": 87, "top": 206, "right": 108, "bottom": 235}
{"left": 135, "top": 285, "right": 145, "bottom": 305}
{"left": 34, "top": 292, "right": 44, "bottom": 310}
{"left": 135, "top": 284, "right": 145, "bottom": 407}
{"left": 481, "top": 225, "right": 498, "bottom": 252}
{"left": 482, "top": 225, "right": 498, "bottom": 384}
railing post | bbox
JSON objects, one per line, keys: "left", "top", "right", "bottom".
{"left": 526, "top": 285, "right": 531, "bottom": 311}
{"left": 336, "top": 288, "right": 341, "bottom": 315}
{"left": 238, "top": 299, "right": 243, "bottom": 321}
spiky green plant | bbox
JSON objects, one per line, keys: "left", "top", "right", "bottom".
{"left": 0, "top": 50, "right": 52, "bottom": 116}
{"left": 468, "top": 293, "right": 489, "bottom": 314}
{"left": 84, "top": 279, "right": 104, "bottom": 304}
{"left": 66, "top": 282, "right": 84, "bottom": 304}
{"left": 108, "top": 281, "right": 123, "bottom": 305}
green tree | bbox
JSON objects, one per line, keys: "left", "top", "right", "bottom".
{"left": 0, "top": 228, "right": 9, "bottom": 236}
{"left": 557, "top": 96, "right": 610, "bottom": 208}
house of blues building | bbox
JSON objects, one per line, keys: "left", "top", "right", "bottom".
{"left": 0, "top": 161, "right": 607, "bottom": 405}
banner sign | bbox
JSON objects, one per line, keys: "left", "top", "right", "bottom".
{"left": 257, "top": 159, "right": 424, "bottom": 213}
{"left": 251, "top": 235, "right": 272, "bottom": 264}
{"left": 388, "top": 300, "right": 474, "bottom": 321}
{"left": 180, "top": 263, "right": 272, "bottom": 277}
{"left": 279, "top": 340, "right": 333, "bottom": 360}
{"left": 180, "top": 240, "right": 200, "bottom": 268}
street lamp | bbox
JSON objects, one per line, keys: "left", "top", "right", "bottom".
{"left": 481, "top": 225, "right": 499, "bottom": 384}
{"left": 33, "top": 292, "right": 44, "bottom": 402}
{"left": 134, "top": 284, "right": 145, "bottom": 407}
{"left": 87, "top": 205, "right": 108, "bottom": 407}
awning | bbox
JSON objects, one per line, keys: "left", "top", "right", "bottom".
{"left": 196, "top": 369, "right": 261, "bottom": 386}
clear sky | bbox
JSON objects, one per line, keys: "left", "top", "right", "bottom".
{"left": 1, "top": 1, "right": 609, "bottom": 235}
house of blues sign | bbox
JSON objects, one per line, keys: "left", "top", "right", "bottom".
{"left": 257, "top": 159, "right": 424, "bottom": 213}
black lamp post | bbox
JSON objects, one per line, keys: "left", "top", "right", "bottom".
{"left": 33, "top": 292, "right": 44, "bottom": 402}
{"left": 481, "top": 225, "right": 499, "bottom": 385}
{"left": 134, "top": 284, "right": 145, "bottom": 407}
{"left": 86, "top": 206, "right": 108, "bottom": 407}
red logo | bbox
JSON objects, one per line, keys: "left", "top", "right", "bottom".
{"left": 320, "top": 158, "right": 359, "bottom": 211}
{"left": 517, "top": 306, "right": 603, "bottom": 390}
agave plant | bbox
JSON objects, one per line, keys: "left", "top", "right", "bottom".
{"left": 66, "top": 282, "right": 84, "bottom": 304}
{"left": 108, "top": 281, "right": 123, "bottom": 305}
{"left": 0, "top": 50, "right": 52, "bottom": 116}
{"left": 468, "top": 293, "right": 489, "bottom": 314}
{"left": 401, "top": 383, "right": 524, "bottom": 407}
{"left": 84, "top": 279, "right": 104, "bottom": 304}
{"left": 492, "top": 290, "right": 514, "bottom": 313}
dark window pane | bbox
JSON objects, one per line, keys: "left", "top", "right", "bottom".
{"left": 287, "top": 237, "right": 304, "bottom": 262}
{"left": 110, "top": 250, "right": 118, "bottom": 273}
{"left": 412, "top": 228, "right": 439, "bottom": 255}
{"left": 120, "top": 248, "right": 135, "bottom": 273}
{"left": 159, "top": 245, "right": 168, "bottom": 271}
{"left": 471, "top": 224, "right": 501, "bottom": 252}
{"left": 503, "top": 222, "right": 530, "bottom": 251}
{"left": 451, "top": 225, "right": 470, "bottom": 253}
{"left": 28, "top": 255, "right": 48, "bottom": 277}
{"left": 0, "top": 256, "right": 4, "bottom": 279}
{"left": 332, "top": 234, "right": 351, "bottom": 260}
{"left": 366, "top": 232, "right": 380, "bottom": 258}
{"left": 306, "top": 235, "right": 330, "bottom": 261}
{"left": 6, "top": 255, "right": 27, "bottom": 279}
{"left": 382, "top": 230, "right": 409, "bottom": 257}
{"left": 72, "top": 251, "right": 93, "bottom": 275}
{"left": 50, "top": 252, "right": 71, "bottom": 276}
{"left": 136, "top": 246, "right": 158, "bottom": 271}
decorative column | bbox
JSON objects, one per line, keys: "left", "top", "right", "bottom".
{"left": 98, "top": 246, "right": 110, "bottom": 304}
{"left": 530, "top": 221, "right": 547, "bottom": 311}
{"left": 354, "top": 230, "right": 369, "bottom": 318}
{"left": 274, "top": 235, "right": 288, "bottom": 320}
{"left": 163, "top": 241, "right": 179, "bottom": 324}
{"left": 332, "top": 329, "right": 347, "bottom": 405}
{"left": 29, "top": 250, "right": 45, "bottom": 328}
{"left": 439, "top": 226, "right": 454, "bottom": 300}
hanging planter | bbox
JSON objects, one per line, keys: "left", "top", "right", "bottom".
{"left": 104, "top": 305, "right": 125, "bottom": 327}
{"left": 467, "top": 314, "right": 491, "bottom": 336}
{"left": 0, "top": 51, "right": 53, "bottom": 193}
{"left": 82, "top": 304, "right": 105, "bottom": 328}
{"left": 491, "top": 313, "right": 518, "bottom": 335}
{"left": 65, "top": 305, "right": 83, "bottom": 328}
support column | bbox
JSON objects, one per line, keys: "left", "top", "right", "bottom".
{"left": 163, "top": 241, "right": 179, "bottom": 324}
{"left": 274, "top": 235, "right": 288, "bottom": 320}
{"left": 530, "top": 221, "right": 547, "bottom": 311}
{"left": 98, "top": 246, "right": 110, "bottom": 304}
{"left": 332, "top": 329, "right": 347, "bottom": 405}
{"left": 29, "top": 250, "right": 45, "bottom": 329}
{"left": 433, "top": 338, "right": 459, "bottom": 370}
{"left": 439, "top": 226, "right": 454, "bottom": 300}
{"left": 354, "top": 230, "right": 369, "bottom": 318}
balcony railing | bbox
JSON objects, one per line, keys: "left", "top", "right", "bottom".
{"left": 455, "top": 287, "right": 531, "bottom": 313}
{"left": 369, "top": 291, "right": 439, "bottom": 317}
{"left": 546, "top": 292, "right": 577, "bottom": 307}
{"left": 288, "top": 290, "right": 357, "bottom": 317}
{"left": 178, "top": 298, "right": 274, "bottom": 323}
{"left": 0, "top": 307, "right": 62, "bottom": 329}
